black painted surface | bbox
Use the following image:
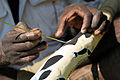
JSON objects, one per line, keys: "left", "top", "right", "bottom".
{"left": 64, "top": 32, "right": 83, "bottom": 45}
{"left": 41, "top": 55, "right": 63, "bottom": 70}
{"left": 84, "top": 32, "right": 92, "bottom": 38}
{"left": 64, "top": 32, "right": 92, "bottom": 46}
{"left": 56, "top": 77, "right": 65, "bottom": 80}
{"left": 39, "top": 70, "right": 51, "bottom": 80}
{"left": 73, "top": 48, "right": 92, "bottom": 57}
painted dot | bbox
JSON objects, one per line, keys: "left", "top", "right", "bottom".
{"left": 41, "top": 55, "right": 63, "bottom": 70}
{"left": 39, "top": 70, "right": 51, "bottom": 80}
{"left": 73, "top": 48, "right": 92, "bottom": 57}
{"left": 56, "top": 78, "right": 65, "bottom": 80}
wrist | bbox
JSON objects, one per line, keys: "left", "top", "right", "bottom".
{"left": 98, "top": 0, "right": 119, "bottom": 22}
{"left": 99, "top": 5, "right": 114, "bottom": 22}
{"left": 101, "top": 10, "right": 113, "bottom": 22}
{"left": 0, "top": 43, "right": 10, "bottom": 67}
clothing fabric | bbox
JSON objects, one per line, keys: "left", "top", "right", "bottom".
{"left": 7, "top": 0, "right": 19, "bottom": 24}
{"left": 0, "top": 0, "right": 104, "bottom": 70}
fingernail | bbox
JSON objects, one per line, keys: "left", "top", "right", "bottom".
{"left": 94, "top": 30, "right": 100, "bottom": 35}
{"left": 31, "top": 28, "right": 39, "bottom": 31}
{"left": 46, "top": 42, "right": 48, "bottom": 47}
{"left": 55, "top": 31, "right": 62, "bottom": 38}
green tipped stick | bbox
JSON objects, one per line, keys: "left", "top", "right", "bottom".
{"left": 0, "top": 20, "right": 66, "bottom": 44}
{"left": 42, "top": 35, "right": 66, "bottom": 43}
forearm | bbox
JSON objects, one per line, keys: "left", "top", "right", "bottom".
{"left": 99, "top": 0, "right": 120, "bottom": 22}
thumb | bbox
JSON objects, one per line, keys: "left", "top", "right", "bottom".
{"left": 15, "top": 22, "right": 31, "bottom": 33}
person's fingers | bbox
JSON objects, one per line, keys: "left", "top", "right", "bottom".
{"left": 15, "top": 22, "right": 31, "bottom": 33}
{"left": 19, "top": 41, "right": 48, "bottom": 56}
{"left": 14, "top": 53, "right": 39, "bottom": 65}
{"left": 91, "top": 11, "right": 103, "bottom": 30}
{"left": 55, "top": 9, "right": 75, "bottom": 38}
{"left": 11, "top": 39, "right": 42, "bottom": 51}
{"left": 81, "top": 12, "right": 93, "bottom": 33}
{"left": 67, "top": 4, "right": 93, "bottom": 33}
{"left": 55, "top": 4, "right": 84, "bottom": 38}
{"left": 55, "top": 4, "right": 93, "bottom": 37}
{"left": 94, "top": 20, "right": 108, "bottom": 35}
{"left": 29, "top": 41, "right": 48, "bottom": 52}
{"left": 71, "top": 4, "right": 93, "bottom": 33}
{"left": 4, "top": 22, "right": 42, "bottom": 42}
{"left": 19, "top": 41, "right": 48, "bottom": 64}
{"left": 21, "top": 53, "right": 39, "bottom": 62}
{"left": 16, "top": 41, "right": 47, "bottom": 58}
{"left": 93, "top": 13, "right": 108, "bottom": 35}
{"left": 3, "top": 29, "right": 42, "bottom": 42}
{"left": 10, "top": 41, "right": 48, "bottom": 65}
{"left": 2, "top": 50, "right": 39, "bottom": 65}
{"left": 16, "top": 29, "right": 42, "bottom": 42}
{"left": 67, "top": 14, "right": 83, "bottom": 29}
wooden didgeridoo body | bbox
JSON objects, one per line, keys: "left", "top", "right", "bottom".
{"left": 31, "top": 32, "right": 103, "bottom": 80}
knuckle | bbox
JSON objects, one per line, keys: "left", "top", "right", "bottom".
{"left": 25, "top": 32, "right": 41, "bottom": 40}
{"left": 19, "top": 34, "right": 28, "bottom": 41}
{"left": 16, "top": 22, "right": 25, "bottom": 26}
{"left": 25, "top": 57, "right": 31, "bottom": 62}
{"left": 16, "top": 22, "right": 31, "bottom": 32}
{"left": 25, "top": 41, "right": 34, "bottom": 49}
{"left": 16, "top": 22, "right": 28, "bottom": 28}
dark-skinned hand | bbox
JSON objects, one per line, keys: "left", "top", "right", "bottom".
{"left": 55, "top": 4, "right": 109, "bottom": 38}
{"left": 0, "top": 22, "right": 48, "bottom": 66}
